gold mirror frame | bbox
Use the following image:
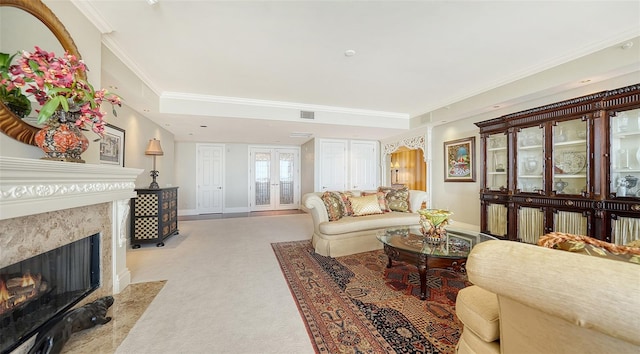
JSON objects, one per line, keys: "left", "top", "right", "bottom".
{"left": 0, "top": 0, "right": 82, "bottom": 145}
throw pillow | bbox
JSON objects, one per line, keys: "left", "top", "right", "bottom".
{"left": 363, "top": 191, "right": 390, "bottom": 212}
{"left": 321, "top": 192, "right": 343, "bottom": 221}
{"left": 331, "top": 191, "right": 354, "bottom": 216}
{"left": 348, "top": 194, "right": 383, "bottom": 216}
{"left": 383, "top": 187, "right": 410, "bottom": 212}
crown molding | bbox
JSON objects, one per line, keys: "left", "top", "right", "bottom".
{"left": 162, "top": 92, "right": 410, "bottom": 120}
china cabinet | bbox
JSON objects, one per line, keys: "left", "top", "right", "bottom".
{"left": 476, "top": 83, "right": 640, "bottom": 244}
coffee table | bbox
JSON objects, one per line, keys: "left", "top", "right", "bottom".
{"left": 377, "top": 225, "right": 496, "bottom": 300}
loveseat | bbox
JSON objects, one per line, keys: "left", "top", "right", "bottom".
{"left": 302, "top": 188, "right": 428, "bottom": 257}
{"left": 455, "top": 238, "right": 640, "bottom": 354}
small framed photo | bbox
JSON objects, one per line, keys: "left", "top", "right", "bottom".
{"left": 444, "top": 137, "right": 476, "bottom": 182}
{"left": 100, "top": 124, "right": 125, "bottom": 167}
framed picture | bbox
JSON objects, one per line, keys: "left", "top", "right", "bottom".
{"left": 100, "top": 124, "right": 125, "bottom": 167}
{"left": 444, "top": 137, "right": 476, "bottom": 182}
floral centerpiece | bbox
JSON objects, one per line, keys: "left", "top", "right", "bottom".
{"left": 417, "top": 209, "right": 453, "bottom": 242}
{"left": 0, "top": 46, "right": 121, "bottom": 162}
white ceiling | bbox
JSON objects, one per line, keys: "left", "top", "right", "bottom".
{"left": 72, "top": 0, "right": 640, "bottom": 145}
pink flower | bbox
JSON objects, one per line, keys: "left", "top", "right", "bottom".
{"left": 2, "top": 46, "right": 122, "bottom": 137}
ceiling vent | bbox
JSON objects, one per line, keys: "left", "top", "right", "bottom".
{"left": 300, "top": 111, "right": 315, "bottom": 119}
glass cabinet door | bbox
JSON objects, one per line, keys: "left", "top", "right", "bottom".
{"left": 485, "top": 202, "right": 508, "bottom": 238}
{"left": 610, "top": 108, "right": 640, "bottom": 198}
{"left": 552, "top": 119, "right": 587, "bottom": 195}
{"left": 516, "top": 125, "right": 544, "bottom": 193}
{"left": 517, "top": 206, "right": 545, "bottom": 244}
{"left": 486, "top": 133, "right": 508, "bottom": 191}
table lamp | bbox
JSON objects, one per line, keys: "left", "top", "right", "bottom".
{"left": 145, "top": 138, "right": 164, "bottom": 189}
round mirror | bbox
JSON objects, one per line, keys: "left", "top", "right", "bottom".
{"left": 0, "top": 0, "right": 83, "bottom": 146}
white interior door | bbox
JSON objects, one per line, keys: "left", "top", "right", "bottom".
{"left": 250, "top": 147, "right": 299, "bottom": 211}
{"left": 196, "top": 144, "right": 224, "bottom": 213}
{"left": 350, "top": 140, "right": 379, "bottom": 190}
{"left": 318, "top": 140, "right": 347, "bottom": 191}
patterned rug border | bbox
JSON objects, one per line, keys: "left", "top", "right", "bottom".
{"left": 272, "top": 240, "right": 466, "bottom": 354}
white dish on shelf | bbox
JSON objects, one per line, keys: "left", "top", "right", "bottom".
{"left": 558, "top": 151, "right": 586, "bottom": 174}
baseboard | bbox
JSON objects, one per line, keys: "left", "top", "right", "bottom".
{"left": 223, "top": 206, "right": 250, "bottom": 213}
{"left": 178, "top": 209, "right": 198, "bottom": 216}
{"left": 113, "top": 268, "right": 131, "bottom": 294}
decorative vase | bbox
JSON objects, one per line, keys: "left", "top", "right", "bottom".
{"left": 34, "top": 111, "right": 89, "bottom": 163}
{"left": 418, "top": 209, "right": 452, "bottom": 243}
{"left": 524, "top": 157, "right": 538, "bottom": 174}
{"left": 554, "top": 179, "right": 568, "bottom": 193}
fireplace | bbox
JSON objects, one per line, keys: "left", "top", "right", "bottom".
{"left": 0, "top": 156, "right": 142, "bottom": 353}
{"left": 0, "top": 234, "right": 100, "bottom": 353}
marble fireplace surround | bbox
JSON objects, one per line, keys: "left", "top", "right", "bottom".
{"left": 0, "top": 156, "right": 142, "bottom": 303}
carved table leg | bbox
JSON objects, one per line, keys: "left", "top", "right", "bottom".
{"left": 387, "top": 256, "right": 393, "bottom": 268}
{"left": 417, "top": 263, "right": 428, "bottom": 300}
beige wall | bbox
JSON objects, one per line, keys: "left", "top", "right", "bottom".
{"left": 0, "top": 1, "right": 174, "bottom": 190}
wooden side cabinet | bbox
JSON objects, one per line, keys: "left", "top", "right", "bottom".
{"left": 130, "top": 187, "right": 179, "bottom": 248}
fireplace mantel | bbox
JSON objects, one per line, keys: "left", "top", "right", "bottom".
{"left": 0, "top": 156, "right": 142, "bottom": 220}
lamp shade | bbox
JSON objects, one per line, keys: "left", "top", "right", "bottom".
{"left": 145, "top": 139, "right": 164, "bottom": 156}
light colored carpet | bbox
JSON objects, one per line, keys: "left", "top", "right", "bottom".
{"left": 116, "top": 213, "right": 315, "bottom": 354}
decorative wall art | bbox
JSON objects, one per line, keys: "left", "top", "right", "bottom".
{"left": 444, "top": 137, "right": 476, "bottom": 182}
{"left": 100, "top": 124, "right": 125, "bottom": 167}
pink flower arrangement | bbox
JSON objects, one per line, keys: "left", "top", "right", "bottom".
{"left": 1, "top": 46, "right": 121, "bottom": 135}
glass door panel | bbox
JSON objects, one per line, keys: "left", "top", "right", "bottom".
{"left": 516, "top": 126, "right": 544, "bottom": 193}
{"left": 486, "top": 133, "right": 508, "bottom": 191}
{"left": 611, "top": 216, "right": 640, "bottom": 245}
{"left": 278, "top": 152, "right": 295, "bottom": 205}
{"left": 610, "top": 108, "right": 640, "bottom": 198}
{"left": 486, "top": 203, "right": 507, "bottom": 237}
{"left": 553, "top": 210, "right": 587, "bottom": 235}
{"left": 254, "top": 152, "right": 272, "bottom": 207}
{"left": 517, "top": 207, "right": 545, "bottom": 244}
{"left": 552, "top": 119, "right": 587, "bottom": 195}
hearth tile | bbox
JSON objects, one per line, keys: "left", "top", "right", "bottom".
{"left": 61, "top": 280, "right": 166, "bottom": 353}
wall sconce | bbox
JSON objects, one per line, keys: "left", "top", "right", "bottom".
{"left": 145, "top": 138, "right": 164, "bottom": 189}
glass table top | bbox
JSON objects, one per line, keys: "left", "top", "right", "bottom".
{"left": 377, "top": 225, "right": 497, "bottom": 258}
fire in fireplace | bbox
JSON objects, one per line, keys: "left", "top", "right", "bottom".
{"left": 0, "top": 234, "right": 100, "bottom": 354}
{"left": 0, "top": 271, "right": 49, "bottom": 316}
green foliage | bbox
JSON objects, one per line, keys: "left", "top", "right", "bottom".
{"left": 0, "top": 52, "right": 31, "bottom": 118}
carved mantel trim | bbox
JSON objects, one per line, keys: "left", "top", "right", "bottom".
{"left": 0, "top": 156, "right": 142, "bottom": 220}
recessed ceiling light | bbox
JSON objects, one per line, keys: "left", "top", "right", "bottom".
{"left": 344, "top": 49, "right": 356, "bottom": 57}
{"left": 200, "top": 125, "right": 207, "bottom": 128}
{"left": 147, "top": 0, "right": 159, "bottom": 5}
{"left": 621, "top": 41, "right": 633, "bottom": 50}
{"left": 580, "top": 79, "right": 592, "bottom": 84}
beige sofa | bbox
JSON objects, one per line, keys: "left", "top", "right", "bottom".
{"left": 455, "top": 240, "right": 640, "bottom": 354}
{"left": 302, "top": 190, "right": 428, "bottom": 257}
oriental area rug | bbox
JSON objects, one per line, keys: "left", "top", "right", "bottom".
{"left": 272, "top": 241, "right": 470, "bottom": 354}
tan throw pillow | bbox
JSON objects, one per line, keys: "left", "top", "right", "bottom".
{"left": 363, "top": 191, "right": 390, "bottom": 212}
{"left": 384, "top": 187, "right": 410, "bottom": 212}
{"left": 321, "top": 192, "right": 343, "bottom": 221}
{"left": 348, "top": 195, "right": 383, "bottom": 216}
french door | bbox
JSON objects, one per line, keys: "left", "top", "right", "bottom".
{"left": 249, "top": 147, "right": 300, "bottom": 211}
